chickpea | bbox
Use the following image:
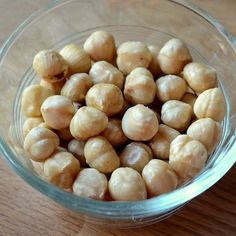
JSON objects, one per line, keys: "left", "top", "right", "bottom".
{"left": 60, "top": 44, "right": 91, "bottom": 75}
{"left": 40, "top": 79, "right": 65, "bottom": 94}
{"left": 68, "top": 139, "right": 86, "bottom": 166}
{"left": 193, "top": 88, "right": 226, "bottom": 122}
{"left": 161, "top": 100, "right": 192, "bottom": 131}
{"left": 44, "top": 151, "right": 80, "bottom": 189}
{"left": 122, "top": 104, "right": 159, "bottom": 141}
{"left": 85, "top": 83, "right": 124, "bottom": 116}
{"left": 142, "top": 159, "right": 178, "bottom": 197}
{"left": 158, "top": 38, "right": 192, "bottom": 74}
{"left": 57, "top": 127, "right": 73, "bottom": 141}
{"left": 149, "top": 124, "right": 180, "bottom": 159}
{"left": 89, "top": 61, "right": 124, "bottom": 89}
{"left": 101, "top": 119, "right": 128, "bottom": 147}
{"left": 21, "top": 85, "right": 55, "bottom": 117}
{"left": 124, "top": 67, "right": 156, "bottom": 105}
{"left": 84, "top": 136, "right": 120, "bottom": 173}
{"left": 169, "top": 135, "right": 208, "bottom": 180}
{"left": 70, "top": 106, "right": 108, "bottom": 140}
{"left": 23, "top": 127, "right": 59, "bottom": 162}
{"left": 183, "top": 62, "right": 217, "bottom": 93}
{"left": 108, "top": 167, "right": 147, "bottom": 201}
{"left": 181, "top": 93, "right": 197, "bottom": 108}
{"left": 41, "top": 95, "right": 75, "bottom": 130}
{"left": 187, "top": 118, "right": 221, "bottom": 154}
{"left": 61, "top": 73, "right": 93, "bottom": 102}
{"left": 31, "top": 160, "right": 45, "bottom": 178}
{"left": 156, "top": 75, "right": 187, "bottom": 102}
{"left": 116, "top": 41, "right": 152, "bottom": 74}
{"left": 72, "top": 168, "right": 108, "bottom": 200}
{"left": 120, "top": 142, "right": 153, "bottom": 173}
{"left": 84, "top": 31, "right": 116, "bottom": 62}
{"left": 22, "top": 117, "right": 44, "bottom": 137}
{"left": 147, "top": 45, "right": 162, "bottom": 76}
{"left": 33, "top": 50, "right": 68, "bottom": 82}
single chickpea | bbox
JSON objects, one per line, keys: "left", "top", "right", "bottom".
{"left": 57, "top": 127, "right": 73, "bottom": 141}
{"left": 41, "top": 95, "right": 75, "bottom": 130}
{"left": 60, "top": 44, "right": 91, "bottom": 75}
{"left": 183, "top": 62, "right": 217, "bottom": 93}
{"left": 70, "top": 106, "right": 108, "bottom": 140}
{"left": 61, "top": 73, "right": 93, "bottom": 103}
{"left": 124, "top": 67, "right": 156, "bottom": 105}
{"left": 68, "top": 139, "right": 87, "bottom": 166}
{"left": 147, "top": 45, "right": 162, "bottom": 76}
{"left": 89, "top": 61, "right": 124, "bottom": 89}
{"left": 21, "top": 85, "right": 55, "bottom": 117}
{"left": 156, "top": 75, "right": 187, "bottom": 102}
{"left": 108, "top": 167, "right": 147, "bottom": 201}
{"left": 169, "top": 135, "right": 208, "bottom": 180}
{"left": 101, "top": 119, "right": 128, "bottom": 147}
{"left": 72, "top": 168, "right": 108, "bottom": 200}
{"left": 187, "top": 118, "right": 221, "bottom": 154}
{"left": 85, "top": 83, "right": 124, "bottom": 116}
{"left": 116, "top": 41, "right": 152, "bottom": 74}
{"left": 40, "top": 79, "right": 65, "bottom": 94}
{"left": 193, "top": 88, "right": 226, "bottom": 122}
{"left": 161, "top": 100, "right": 192, "bottom": 131}
{"left": 84, "top": 136, "right": 120, "bottom": 173}
{"left": 149, "top": 124, "right": 180, "bottom": 159}
{"left": 23, "top": 127, "right": 59, "bottom": 162}
{"left": 33, "top": 50, "right": 68, "bottom": 82}
{"left": 44, "top": 151, "right": 80, "bottom": 189}
{"left": 122, "top": 104, "right": 159, "bottom": 141}
{"left": 181, "top": 93, "right": 197, "bottom": 109}
{"left": 120, "top": 142, "right": 153, "bottom": 173}
{"left": 84, "top": 31, "right": 116, "bottom": 62}
{"left": 158, "top": 38, "right": 192, "bottom": 74}
{"left": 142, "top": 159, "right": 178, "bottom": 197}
{"left": 22, "top": 117, "right": 44, "bottom": 137}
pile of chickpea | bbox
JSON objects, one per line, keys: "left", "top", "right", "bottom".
{"left": 21, "top": 31, "right": 226, "bottom": 201}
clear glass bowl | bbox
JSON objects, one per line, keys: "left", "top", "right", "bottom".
{"left": 0, "top": 0, "right": 235, "bottom": 228}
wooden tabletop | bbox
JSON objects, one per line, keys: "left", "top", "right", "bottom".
{"left": 0, "top": 1, "right": 235, "bottom": 235}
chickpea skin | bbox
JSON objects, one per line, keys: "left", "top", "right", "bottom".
{"left": 41, "top": 95, "right": 75, "bottom": 130}
{"left": 158, "top": 38, "right": 192, "bottom": 74}
{"left": 124, "top": 67, "right": 156, "bottom": 105}
{"left": 86, "top": 83, "right": 124, "bottom": 116}
{"left": 108, "top": 167, "right": 147, "bottom": 201}
{"left": 148, "top": 45, "right": 162, "bottom": 76}
{"left": 122, "top": 104, "right": 159, "bottom": 141}
{"left": 40, "top": 79, "right": 65, "bottom": 94}
{"left": 68, "top": 139, "right": 86, "bottom": 166}
{"left": 117, "top": 41, "right": 152, "bottom": 74}
{"left": 70, "top": 106, "right": 108, "bottom": 140}
{"left": 84, "top": 136, "right": 120, "bottom": 173}
{"left": 142, "top": 159, "right": 178, "bottom": 197}
{"left": 22, "top": 117, "right": 44, "bottom": 137}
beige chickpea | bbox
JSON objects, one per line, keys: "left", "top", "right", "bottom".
{"left": 85, "top": 83, "right": 124, "bottom": 116}
{"left": 57, "top": 127, "right": 73, "bottom": 141}
{"left": 101, "top": 119, "right": 128, "bottom": 147}
{"left": 70, "top": 106, "right": 108, "bottom": 140}
{"left": 193, "top": 88, "right": 226, "bottom": 122}
{"left": 89, "top": 61, "right": 124, "bottom": 89}
{"left": 122, "top": 104, "right": 159, "bottom": 141}
{"left": 61, "top": 73, "right": 93, "bottom": 102}
{"left": 156, "top": 75, "right": 187, "bottom": 102}
{"left": 124, "top": 67, "right": 156, "bottom": 105}
{"left": 142, "top": 159, "right": 178, "bottom": 197}
{"left": 23, "top": 127, "right": 59, "bottom": 162}
{"left": 44, "top": 151, "right": 80, "bottom": 189}
{"left": 187, "top": 118, "right": 221, "bottom": 154}
{"left": 84, "top": 136, "right": 120, "bottom": 173}
{"left": 40, "top": 79, "right": 65, "bottom": 94}
{"left": 33, "top": 50, "right": 68, "bottom": 82}
{"left": 22, "top": 117, "right": 44, "bottom": 137}
{"left": 147, "top": 45, "right": 162, "bottom": 76}
{"left": 169, "top": 135, "right": 208, "bottom": 180}
{"left": 41, "top": 95, "right": 75, "bottom": 130}
{"left": 84, "top": 31, "right": 116, "bottom": 62}
{"left": 68, "top": 139, "right": 86, "bottom": 166}
{"left": 183, "top": 62, "right": 217, "bottom": 93}
{"left": 149, "top": 124, "right": 180, "bottom": 159}
{"left": 21, "top": 85, "right": 55, "bottom": 117}
{"left": 108, "top": 167, "right": 147, "bottom": 201}
{"left": 120, "top": 142, "right": 153, "bottom": 173}
{"left": 116, "top": 41, "right": 152, "bottom": 74}
{"left": 60, "top": 44, "right": 91, "bottom": 75}
{"left": 158, "top": 38, "right": 192, "bottom": 74}
{"left": 161, "top": 100, "right": 192, "bottom": 131}
{"left": 181, "top": 93, "right": 197, "bottom": 108}
{"left": 72, "top": 168, "right": 108, "bottom": 200}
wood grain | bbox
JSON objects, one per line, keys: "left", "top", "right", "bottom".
{"left": 0, "top": 1, "right": 235, "bottom": 235}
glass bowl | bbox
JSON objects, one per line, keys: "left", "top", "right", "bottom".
{"left": 0, "top": 0, "right": 235, "bottom": 228}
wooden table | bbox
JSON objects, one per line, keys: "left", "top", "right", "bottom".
{"left": 0, "top": 1, "right": 235, "bottom": 235}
